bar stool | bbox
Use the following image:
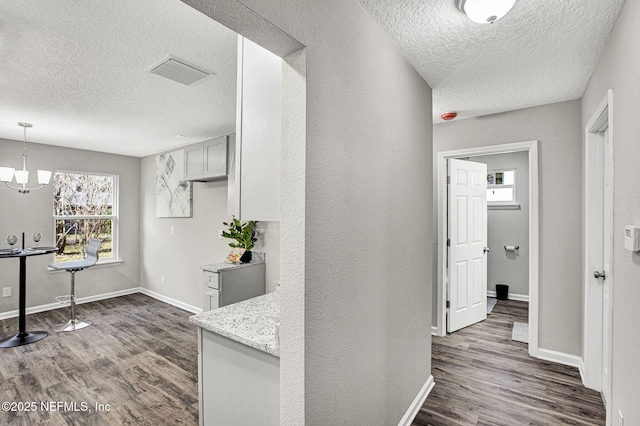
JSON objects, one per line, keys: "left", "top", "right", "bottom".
{"left": 48, "top": 238, "right": 102, "bottom": 332}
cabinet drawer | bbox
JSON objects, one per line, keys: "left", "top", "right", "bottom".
{"left": 203, "top": 271, "right": 220, "bottom": 289}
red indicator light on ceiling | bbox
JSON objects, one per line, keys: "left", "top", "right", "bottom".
{"left": 441, "top": 112, "right": 457, "bottom": 121}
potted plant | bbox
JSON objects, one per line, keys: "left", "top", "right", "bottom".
{"left": 221, "top": 217, "right": 258, "bottom": 263}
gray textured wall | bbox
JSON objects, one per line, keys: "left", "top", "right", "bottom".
{"left": 182, "top": 0, "right": 435, "bottom": 424}
{"left": 476, "top": 152, "right": 529, "bottom": 297}
{"left": 0, "top": 138, "right": 141, "bottom": 312}
{"left": 433, "top": 100, "right": 583, "bottom": 356}
{"left": 581, "top": 0, "right": 640, "bottom": 422}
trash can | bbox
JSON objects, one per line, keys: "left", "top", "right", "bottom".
{"left": 496, "top": 284, "right": 509, "bottom": 300}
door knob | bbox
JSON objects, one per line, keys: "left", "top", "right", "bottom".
{"left": 483, "top": 247, "right": 490, "bottom": 253}
{"left": 594, "top": 271, "right": 606, "bottom": 280}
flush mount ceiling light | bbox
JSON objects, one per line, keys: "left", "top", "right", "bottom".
{"left": 0, "top": 122, "right": 52, "bottom": 194}
{"left": 456, "top": 0, "right": 517, "bottom": 24}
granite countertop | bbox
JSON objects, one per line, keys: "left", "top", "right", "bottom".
{"left": 200, "top": 252, "right": 265, "bottom": 273}
{"left": 190, "top": 291, "right": 280, "bottom": 357}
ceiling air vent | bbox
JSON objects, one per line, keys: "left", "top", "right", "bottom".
{"left": 146, "top": 55, "right": 213, "bottom": 86}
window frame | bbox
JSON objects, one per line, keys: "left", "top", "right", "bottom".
{"left": 52, "top": 169, "right": 120, "bottom": 264}
{"left": 487, "top": 168, "right": 519, "bottom": 209}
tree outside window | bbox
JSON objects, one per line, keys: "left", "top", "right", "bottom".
{"left": 53, "top": 172, "right": 117, "bottom": 263}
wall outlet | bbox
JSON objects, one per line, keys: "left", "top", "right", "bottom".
{"left": 161, "top": 274, "right": 166, "bottom": 283}
{"left": 218, "top": 229, "right": 223, "bottom": 239}
{"left": 2, "top": 287, "right": 11, "bottom": 298}
{"left": 618, "top": 409, "right": 624, "bottom": 426}
{"left": 170, "top": 226, "right": 175, "bottom": 235}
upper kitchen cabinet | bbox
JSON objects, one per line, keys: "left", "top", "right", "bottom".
{"left": 228, "top": 36, "right": 281, "bottom": 221}
{"left": 183, "top": 134, "right": 235, "bottom": 182}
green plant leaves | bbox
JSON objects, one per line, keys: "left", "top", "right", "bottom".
{"left": 221, "top": 216, "right": 258, "bottom": 250}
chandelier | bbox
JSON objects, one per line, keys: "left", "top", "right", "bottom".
{"left": 0, "top": 122, "right": 52, "bottom": 194}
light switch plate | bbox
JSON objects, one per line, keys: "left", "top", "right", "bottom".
{"left": 2, "top": 287, "right": 11, "bottom": 297}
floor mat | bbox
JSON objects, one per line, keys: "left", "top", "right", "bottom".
{"left": 512, "top": 322, "right": 529, "bottom": 343}
{"left": 487, "top": 297, "right": 497, "bottom": 314}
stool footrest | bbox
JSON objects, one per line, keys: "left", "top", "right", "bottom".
{"left": 55, "top": 295, "right": 74, "bottom": 304}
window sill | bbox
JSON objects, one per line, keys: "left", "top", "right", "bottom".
{"left": 488, "top": 204, "right": 521, "bottom": 210}
{"left": 48, "top": 259, "right": 123, "bottom": 273}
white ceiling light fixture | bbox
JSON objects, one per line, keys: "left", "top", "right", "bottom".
{"left": 456, "top": 0, "right": 517, "bottom": 24}
{"left": 0, "top": 123, "right": 52, "bottom": 194}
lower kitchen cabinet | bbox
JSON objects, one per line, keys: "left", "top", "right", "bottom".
{"left": 198, "top": 328, "right": 279, "bottom": 426}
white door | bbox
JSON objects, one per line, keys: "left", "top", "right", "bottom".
{"left": 601, "top": 127, "right": 613, "bottom": 404}
{"left": 584, "top": 98, "right": 613, "bottom": 411}
{"left": 447, "top": 158, "right": 488, "bottom": 333}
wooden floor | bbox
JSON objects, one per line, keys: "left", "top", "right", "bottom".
{"left": 0, "top": 295, "right": 607, "bottom": 425}
{"left": 413, "top": 299, "right": 606, "bottom": 426}
{"left": 0, "top": 293, "right": 199, "bottom": 425}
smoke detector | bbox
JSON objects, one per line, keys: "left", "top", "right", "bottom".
{"left": 146, "top": 55, "right": 214, "bottom": 86}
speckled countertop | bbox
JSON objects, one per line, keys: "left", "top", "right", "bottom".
{"left": 200, "top": 252, "right": 265, "bottom": 273}
{"left": 190, "top": 291, "right": 280, "bottom": 357}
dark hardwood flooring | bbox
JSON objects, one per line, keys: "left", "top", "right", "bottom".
{"left": 413, "top": 299, "right": 606, "bottom": 426}
{"left": 0, "top": 293, "right": 198, "bottom": 425}
{"left": 0, "top": 294, "right": 607, "bottom": 425}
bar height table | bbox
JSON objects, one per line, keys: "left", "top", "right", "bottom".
{"left": 0, "top": 247, "right": 57, "bottom": 348}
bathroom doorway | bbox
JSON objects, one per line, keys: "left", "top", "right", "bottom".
{"left": 435, "top": 140, "right": 539, "bottom": 357}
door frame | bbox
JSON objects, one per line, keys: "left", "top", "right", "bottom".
{"left": 436, "top": 140, "right": 540, "bottom": 357}
{"left": 583, "top": 89, "right": 613, "bottom": 419}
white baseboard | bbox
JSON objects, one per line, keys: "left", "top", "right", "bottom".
{"left": 398, "top": 375, "right": 435, "bottom": 426}
{"left": 537, "top": 348, "right": 582, "bottom": 370}
{"left": 487, "top": 290, "right": 529, "bottom": 302}
{"left": 431, "top": 326, "right": 438, "bottom": 336}
{"left": 139, "top": 287, "right": 202, "bottom": 314}
{"left": 578, "top": 358, "right": 587, "bottom": 386}
{"left": 0, "top": 287, "right": 140, "bottom": 320}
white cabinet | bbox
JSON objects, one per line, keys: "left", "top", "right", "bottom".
{"left": 228, "top": 36, "right": 282, "bottom": 221}
{"left": 198, "top": 328, "right": 279, "bottom": 426}
{"left": 183, "top": 135, "right": 234, "bottom": 182}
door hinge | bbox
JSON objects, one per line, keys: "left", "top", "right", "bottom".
{"left": 446, "top": 300, "right": 450, "bottom": 308}
{"left": 447, "top": 238, "right": 450, "bottom": 247}
{"left": 447, "top": 176, "right": 451, "bottom": 184}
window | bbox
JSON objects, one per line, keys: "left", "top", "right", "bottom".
{"left": 53, "top": 171, "right": 118, "bottom": 263}
{"left": 487, "top": 169, "right": 517, "bottom": 207}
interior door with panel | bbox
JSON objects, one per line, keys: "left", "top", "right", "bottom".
{"left": 601, "top": 127, "right": 613, "bottom": 404}
{"left": 447, "top": 158, "right": 488, "bottom": 333}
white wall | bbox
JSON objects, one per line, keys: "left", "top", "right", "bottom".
{"left": 181, "top": 0, "right": 435, "bottom": 424}
{"left": 0, "top": 138, "right": 140, "bottom": 312}
{"left": 433, "top": 100, "right": 582, "bottom": 356}
{"left": 139, "top": 153, "right": 280, "bottom": 311}
{"left": 581, "top": 0, "right": 640, "bottom": 422}
{"left": 477, "top": 152, "right": 529, "bottom": 297}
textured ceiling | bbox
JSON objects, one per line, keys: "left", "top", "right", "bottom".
{"left": 0, "top": 1, "right": 627, "bottom": 156}
{"left": 358, "top": 0, "right": 626, "bottom": 122}
{"left": 0, "top": 0, "right": 237, "bottom": 157}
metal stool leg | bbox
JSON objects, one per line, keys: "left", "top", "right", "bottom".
{"left": 54, "top": 271, "right": 92, "bottom": 332}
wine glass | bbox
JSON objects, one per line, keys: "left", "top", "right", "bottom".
{"left": 32, "top": 233, "right": 42, "bottom": 247}
{"left": 6, "top": 235, "right": 17, "bottom": 250}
